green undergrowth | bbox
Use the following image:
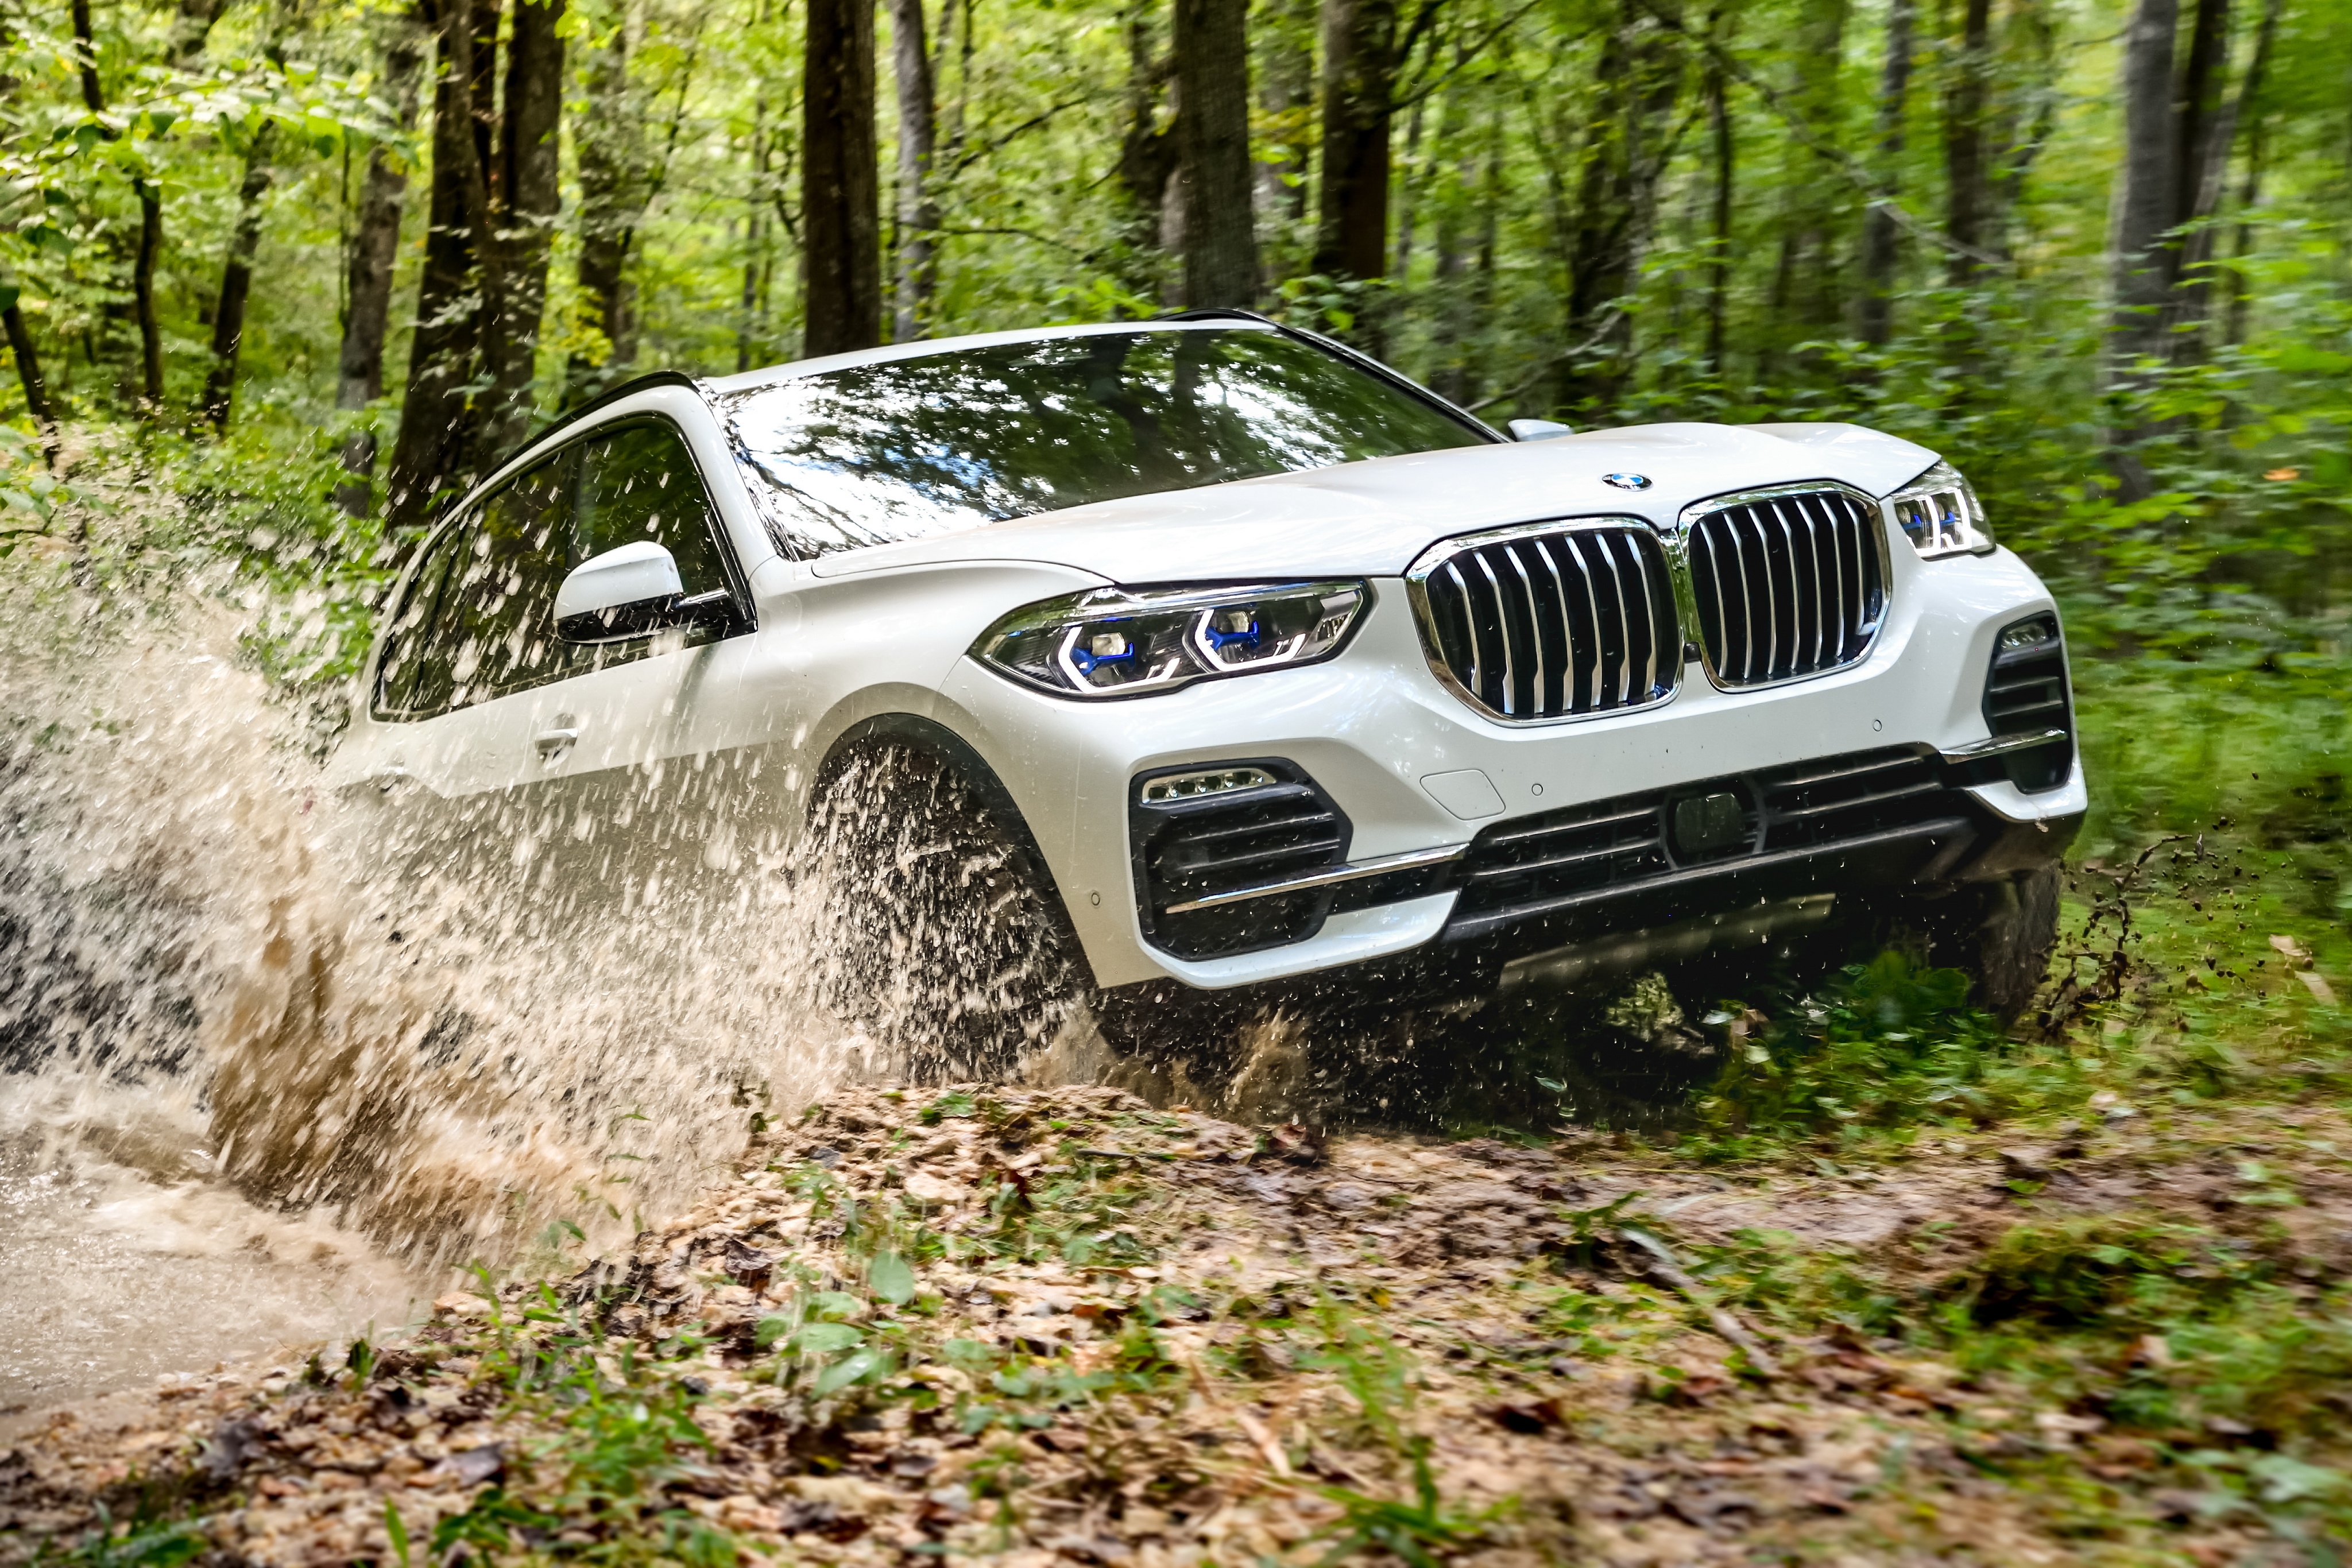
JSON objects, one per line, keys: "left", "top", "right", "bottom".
{"left": 1686, "top": 1208, "right": 2352, "bottom": 1542}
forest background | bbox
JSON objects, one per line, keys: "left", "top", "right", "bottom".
{"left": 0, "top": 0, "right": 2350, "bottom": 902}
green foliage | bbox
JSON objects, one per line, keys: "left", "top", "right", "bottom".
{"left": 1689, "top": 953, "right": 2071, "bottom": 1151}
{"left": 1312, "top": 1438, "right": 1504, "bottom": 1568}
{"left": 44, "top": 1512, "right": 209, "bottom": 1568}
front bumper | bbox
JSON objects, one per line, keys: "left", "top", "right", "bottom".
{"left": 939, "top": 544, "right": 2084, "bottom": 993}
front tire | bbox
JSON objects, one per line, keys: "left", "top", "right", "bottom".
{"left": 1966, "top": 863, "right": 2062, "bottom": 1022}
{"left": 1846, "top": 864, "right": 2061, "bottom": 1023}
{"left": 808, "top": 742, "right": 1089, "bottom": 1081}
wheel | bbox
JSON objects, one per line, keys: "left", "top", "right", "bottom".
{"left": 1966, "top": 863, "right": 2062, "bottom": 1023}
{"left": 1839, "top": 864, "right": 2061, "bottom": 1024}
{"left": 807, "top": 742, "right": 1090, "bottom": 1081}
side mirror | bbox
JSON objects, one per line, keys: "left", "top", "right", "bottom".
{"left": 1508, "top": 418, "right": 1576, "bottom": 442}
{"left": 555, "top": 541, "right": 732, "bottom": 642}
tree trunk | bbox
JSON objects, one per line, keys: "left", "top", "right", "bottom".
{"left": 888, "top": 0, "right": 939, "bottom": 338}
{"left": 336, "top": 24, "right": 425, "bottom": 515}
{"left": 1313, "top": 0, "right": 1396, "bottom": 283}
{"left": 1943, "top": 0, "right": 1990, "bottom": 286}
{"left": 388, "top": 0, "right": 492, "bottom": 526}
{"left": 571, "top": 14, "right": 645, "bottom": 398}
{"left": 1556, "top": 0, "right": 1681, "bottom": 411}
{"left": 1390, "top": 96, "right": 1427, "bottom": 280}
{"left": 1, "top": 281, "right": 57, "bottom": 465}
{"left": 2176, "top": 0, "right": 2278, "bottom": 346}
{"left": 2105, "top": 0, "right": 2181, "bottom": 493}
{"left": 475, "top": 0, "right": 564, "bottom": 460}
{"left": 1704, "top": 11, "right": 1736, "bottom": 366}
{"left": 71, "top": 0, "right": 167, "bottom": 415}
{"left": 1117, "top": 0, "right": 1177, "bottom": 256}
{"left": 2219, "top": 0, "right": 2280, "bottom": 345}
{"left": 1425, "top": 59, "right": 1477, "bottom": 404}
{"left": 2171, "top": 0, "right": 2231, "bottom": 265}
{"left": 131, "top": 187, "right": 164, "bottom": 411}
{"left": 166, "top": 0, "right": 223, "bottom": 68}
{"left": 802, "top": 0, "right": 883, "bottom": 356}
{"left": 199, "top": 123, "right": 278, "bottom": 433}
{"left": 2109, "top": 0, "right": 2180, "bottom": 380}
{"left": 1173, "top": 0, "right": 1258, "bottom": 307}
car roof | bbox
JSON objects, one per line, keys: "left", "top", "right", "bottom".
{"left": 698, "top": 318, "right": 1272, "bottom": 397}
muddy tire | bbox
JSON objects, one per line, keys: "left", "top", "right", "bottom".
{"left": 1851, "top": 864, "right": 2061, "bottom": 1024}
{"left": 1966, "top": 863, "right": 2063, "bottom": 1023}
{"left": 810, "top": 742, "right": 1089, "bottom": 1081}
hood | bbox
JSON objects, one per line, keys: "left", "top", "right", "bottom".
{"left": 805, "top": 421, "right": 1940, "bottom": 584}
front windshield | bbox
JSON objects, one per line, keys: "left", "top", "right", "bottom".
{"left": 714, "top": 326, "right": 1491, "bottom": 557}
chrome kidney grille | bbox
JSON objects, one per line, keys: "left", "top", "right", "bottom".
{"left": 1684, "top": 485, "right": 1887, "bottom": 688}
{"left": 1409, "top": 524, "right": 1681, "bottom": 722}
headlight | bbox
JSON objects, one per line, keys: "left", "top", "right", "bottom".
{"left": 973, "top": 580, "right": 1370, "bottom": 698}
{"left": 1886, "top": 460, "right": 1995, "bottom": 559}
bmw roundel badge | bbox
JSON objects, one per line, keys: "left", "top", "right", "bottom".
{"left": 1602, "top": 473, "right": 1653, "bottom": 490}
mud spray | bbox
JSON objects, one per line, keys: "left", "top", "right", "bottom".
{"left": 0, "top": 540, "right": 1356, "bottom": 1426}
{"left": 0, "top": 544, "right": 883, "bottom": 1420}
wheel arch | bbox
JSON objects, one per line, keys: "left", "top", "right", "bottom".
{"left": 808, "top": 710, "right": 1098, "bottom": 988}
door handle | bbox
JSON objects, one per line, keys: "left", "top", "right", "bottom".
{"left": 534, "top": 726, "right": 580, "bottom": 758}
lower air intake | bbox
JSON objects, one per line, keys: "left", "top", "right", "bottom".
{"left": 1983, "top": 613, "right": 2073, "bottom": 791}
{"left": 1130, "top": 763, "right": 1349, "bottom": 960}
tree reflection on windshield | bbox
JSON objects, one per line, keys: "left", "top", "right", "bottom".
{"left": 713, "top": 326, "right": 1491, "bottom": 557}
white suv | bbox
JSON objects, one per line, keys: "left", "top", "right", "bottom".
{"left": 340, "top": 315, "right": 2083, "bottom": 1073}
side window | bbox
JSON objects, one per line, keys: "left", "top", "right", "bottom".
{"left": 369, "top": 419, "right": 735, "bottom": 721}
{"left": 373, "top": 522, "right": 465, "bottom": 719}
{"left": 570, "top": 421, "right": 728, "bottom": 597}
{"left": 438, "top": 455, "right": 574, "bottom": 708}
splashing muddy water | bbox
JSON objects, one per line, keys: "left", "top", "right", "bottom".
{"left": 0, "top": 559, "right": 894, "bottom": 1418}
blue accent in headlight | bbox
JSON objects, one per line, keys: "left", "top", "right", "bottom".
{"left": 1202, "top": 615, "right": 1260, "bottom": 653}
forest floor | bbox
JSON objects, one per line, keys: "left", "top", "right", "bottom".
{"left": 10, "top": 1051, "right": 2352, "bottom": 1568}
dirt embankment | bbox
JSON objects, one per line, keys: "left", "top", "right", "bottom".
{"left": 9, "top": 1084, "right": 2348, "bottom": 1566}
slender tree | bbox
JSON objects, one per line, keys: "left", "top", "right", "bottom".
{"left": 336, "top": 22, "right": 426, "bottom": 513}
{"left": 2172, "top": 0, "right": 2232, "bottom": 270}
{"left": 1703, "top": 8, "right": 1736, "bottom": 365}
{"left": 1173, "top": 0, "right": 1258, "bottom": 305}
{"left": 1313, "top": 0, "right": 1397, "bottom": 286}
{"left": 1557, "top": 0, "right": 1682, "bottom": 409}
{"left": 572, "top": 5, "right": 649, "bottom": 398}
{"left": 2176, "top": 0, "right": 2280, "bottom": 344}
{"left": 1117, "top": 0, "right": 1178, "bottom": 254}
{"left": 2105, "top": 0, "right": 2181, "bottom": 492}
{"left": 889, "top": 0, "right": 941, "bottom": 337}
{"left": 198, "top": 122, "right": 278, "bottom": 431}
{"left": 1, "top": 267, "right": 57, "bottom": 465}
{"left": 69, "top": 0, "right": 166, "bottom": 413}
{"left": 1761, "top": 0, "right": 1848, "bottom": 371}
{"left": 1943, "top": 0, "right": 1990, "bottom": 286}
{"left": 389, "top": 0, "right": 493, "bottom": 523}
{"left": 802, "top": 0, "right": 883, "bottom": 354}
{"left": 475, "top": 0, "right": 566, "bottom": 459}
{"left": 2218, "top": 0, "right": 2284, "bottom": 344}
